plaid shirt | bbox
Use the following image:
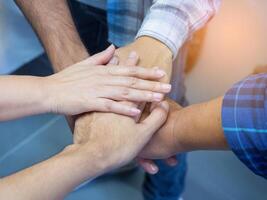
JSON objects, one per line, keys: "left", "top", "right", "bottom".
{"left": 107, "top": 0, "right": 221, "bottom": 58}
{"left": 222, "top": 73, "right": 267, "bottom": 179}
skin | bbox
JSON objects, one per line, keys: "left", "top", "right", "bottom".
{"left": 0, "top": 47, "right": 171, "bottom": 121}
{"left": 15, "top": 0, "right": 174, "bottom": 148}
{"left": 0, "top": 101, "right": 169, "bottom": 200}
{"left": 138, "top": 98, "right": 229, "bottom": 173}
{"left": 73, "top": 37, "right": 174, "bottom": 162}
{"left": 5, "top": 0, "right": 232, "bottom": 196}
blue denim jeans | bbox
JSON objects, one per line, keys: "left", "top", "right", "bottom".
{"left": 69, "top": 1, "right": 188, "bottom": 199}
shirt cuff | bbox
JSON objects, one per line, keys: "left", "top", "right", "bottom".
{"left": 136, "top": 6, "right": 189, "bottom": 59}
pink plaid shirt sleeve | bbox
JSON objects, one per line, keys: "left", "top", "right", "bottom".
{"left": 136, "top": 0, "right": 221, "bottom": 58}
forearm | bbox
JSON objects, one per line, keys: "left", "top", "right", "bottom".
{"left": 0, "top": 76, "right": 48, "bottom": 121}
{"left": 174, "top": 97, "right": 228, "bottom": 152}
{"left": 0, "top": 144, "right": 103, "bottom": 200}
{"left": 15, "top": 0, "right": 89, "bottom": 71}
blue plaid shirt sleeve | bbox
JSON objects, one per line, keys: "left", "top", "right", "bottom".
{"left": 222, "top": 73, "right": 267, "bottom": 179}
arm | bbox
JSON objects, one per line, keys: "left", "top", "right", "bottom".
{"left": 15, "top": 0, "right": 89, "bottom": 71}
{"left": 141, "top": 74, "right": 267, "bottom": 179}
{"left": 0, "top": 101, "right": 169, "bottom": 200}
{"left": 139, "top": 97, "right": 227, "bottom": 161}
{"left": 0, "top": 48, "right": 170, "bottom": 121}
{"left": 15, "top": 0, "right": 90, "bottom": 129}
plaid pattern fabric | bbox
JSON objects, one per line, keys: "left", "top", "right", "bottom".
{"left": 107, "top": 0, "right": 221, "bottom": 57}
{"left": 222, "top": 73, "right": 267, "bottom": 179}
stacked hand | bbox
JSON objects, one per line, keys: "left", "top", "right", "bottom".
{"left": 43, "top": 45, "right": 171, "bottom": 116}
{"left": 113, "top": 37, "right": 181, "bottom": 173}
{"left": 70, "top": 37, "right": 181, "bottom": 176}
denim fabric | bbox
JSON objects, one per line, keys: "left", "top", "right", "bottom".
{"left": 69, "top": 1, "right": 187, "bottom": 199}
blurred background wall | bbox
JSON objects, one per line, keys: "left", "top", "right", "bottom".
{"left": 186, "top": 0, "right": 267, "bottom": 103}
{"left": 184, "top": 0, "right": 267, "bottom": 199}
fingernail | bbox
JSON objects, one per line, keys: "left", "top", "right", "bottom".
{"left": 150, "top": 164, "right": 159, "bottom": 174}
{"left": 106, "top": 44, "right": 115, "bottom": 51}
{"left": 128, "top": 51, "right": 138, "bottom": 58}
{"left": 155, "top": 69, "right": 166, "bottom": 77}
{"left": 153, "top": 93, "right": 164, "bottom": 101}
{"left": 161, "top": 84, "right": 172, "bottom": 92}
{"left": 131, "top": 108, "right": 141, "bottom": 115}
{"left": 169, "top": 159, "right": 178, "bottom": 166}
{"left": 109, "top": 56, "right": 119, "bottom": 65}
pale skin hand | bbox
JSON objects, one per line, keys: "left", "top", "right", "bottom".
{"left": 138, "top": 97, "right": 229, "bottom": 174}
{"left": 45, "top": 46, "right": 171, "bottom": 116}
{"left": 0, "top": 46, "right": 170, "bottom": 121}
{"left": 0, "top": 102, "right": 169, "bottom": 200}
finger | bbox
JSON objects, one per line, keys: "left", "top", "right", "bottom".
{"left": 134, "top": 102, "right": 146, "bottom": 122}
{"left": 107, "top": 55, "right": 119, "bottom": 66}
{"left": 139, "top": 101, "right": 169, "bottom": 133}
{"left": 150, "top": 102, "right": 159, "bottom": 112}
{"left": 106, "top": 66, "right": 166, "bottom": 80}
{"left": 82, "top": 45, "right": 115, "bottom": 65}
{"left": 94, "top": 99, "right": 141, "bottom": 116}
{"left": 165, "top": 156, "right": 178, "bottom": 167}
{"left": 124, "top": 51, "right": 139, "bottom": 66}
{"left": 137, "top": 158, "right": 159, "bottom": 175}
{"left": 101, "top": 86, "right": 164, "bottom": 102}
{"left": 105, "top": 76, "right": 171, "bottom": 93}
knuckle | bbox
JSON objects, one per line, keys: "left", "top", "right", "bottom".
{"left": 104, "top": 101, "right": 113, "bottom": 111}
{"left": 105, "top": 67, "right": 113, "bottom": 75}
{"left": 129, "top": 77, "right": 138, "bottom": 87}
{"left": 145, "top": 91, "right": 153, "bottom": 100}
{"left": 128, "top": 67, "right": 137, "bottom": 76}
{"left": 121, "top": 88, "right": 131, "bottom": 99}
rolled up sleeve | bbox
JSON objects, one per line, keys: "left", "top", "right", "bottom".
{"left": 136, "top": 0, "right": 221, "bottom": 58}
{"left": 222, "top": 73, "right": 267, "bottom": 179}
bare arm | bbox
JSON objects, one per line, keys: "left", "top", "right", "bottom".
{"left": 15, "top": 0, "right": 89, "bottom": 70}
{"left": 0, "top": 145, "right": 101, "bottom": 200}
{"left": 140, "top": 98, "right": 228, "bottom": 161}
{"left": 0, "top": 102, "right": 169, "bottom": 200}
{"left": 0, "top": 49, "right": 170, "bottom": 121}
{"left": 173, "top": 97, "right": 228, "bottom": 152}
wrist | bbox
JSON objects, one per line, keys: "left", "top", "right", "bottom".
{"left": 40, "top": 76, "right": 59, "bottom": 114}
{"left": 64, "top": 143, "right": 111, "bottom": 179}
{"left": 51, "top": 48, "right": 89, "bottom": 72}
{"left": 135, "top": 36, "right": 172, "bottom": 83}
{"left": 32, "top": 77, "right": 52, "bottom": 115}
{"left": 136, "top": 36, "right": 172, "bottom": 59}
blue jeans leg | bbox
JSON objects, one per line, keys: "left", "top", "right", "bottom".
{"left": 143, "top": 154, "right": 187, "bottom": 200}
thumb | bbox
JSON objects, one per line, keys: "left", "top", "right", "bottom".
{"left": 82, "top": 45, "right": 115, "bottom": 65}
{"left": 139, "top": 101, "right": 169, "bottom": 134}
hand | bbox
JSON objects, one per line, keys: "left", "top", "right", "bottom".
{"left": 74, "top": 101, "right": 169, "bottom": 173}
{"left": 113, "top": 36, "right": 173, "bottom": 121}
{"left": 113, "top": 36, "right": 176, "bottom": 170}
{"left": 139, "top": 99, "right": 183, "bottom": 159}
{"left": 43, "top": 45, "right": 171, "bottom": 116}
{"left": 114, "top": 36, "right": 173, "bottom": 83}
{"left": 137, "top": 99, "right": 183, "bottom": 174}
